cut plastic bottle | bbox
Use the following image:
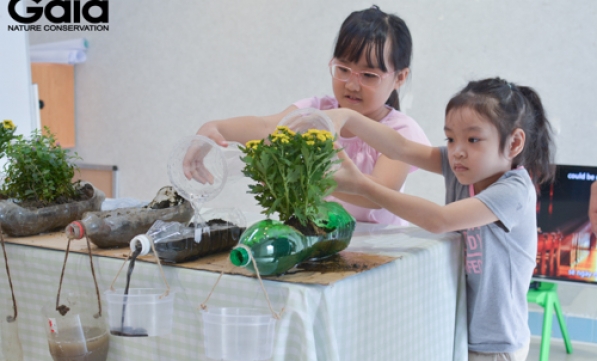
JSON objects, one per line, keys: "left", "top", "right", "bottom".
{"left": 131, "top": 208, "right": 246, "bottom": 263}
{"left": 229, "top": 202, "right": 356, "bottom": 276}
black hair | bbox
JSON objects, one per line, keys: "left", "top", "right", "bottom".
{"left": 333, "top": 5, "right": 412, "bottom": 110}
{"left": 446, "top": 77, "right": 555, "bottom": 185}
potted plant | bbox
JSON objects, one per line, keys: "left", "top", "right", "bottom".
{"left": 0, "top": 127, "right": 104, "bottom": 236}
{"left": 230, "top": 124, "right": 356, "bottom": 275}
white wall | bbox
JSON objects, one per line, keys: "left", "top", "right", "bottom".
{"left": 0, "top": 0, "right": 36, "bottom": 153}
{"left": 25, "top": 1, "right": 597, "bottom": 315}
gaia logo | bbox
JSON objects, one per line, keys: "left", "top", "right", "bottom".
{"left": 7, "top": 0, "right": 109, "bottom": 31}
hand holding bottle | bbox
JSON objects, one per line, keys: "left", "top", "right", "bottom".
{"left": 182, "top": 140, "right": 217, "bottom": 184}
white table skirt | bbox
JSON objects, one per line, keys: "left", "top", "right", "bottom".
{"left": 0, "top": 223, "right": 467, "bottom": 361}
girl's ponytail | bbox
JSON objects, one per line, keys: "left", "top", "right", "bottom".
{"left": 518, "top": 86, "right": 555, "bottom": 185}
{"left": 386, "top": 90, "right": 400, "bottom": 110}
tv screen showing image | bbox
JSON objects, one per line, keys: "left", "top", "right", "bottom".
{"left": 534, "top": 164, "right": 597, "bottom": 284}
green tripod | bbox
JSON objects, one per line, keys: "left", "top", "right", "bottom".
{"left": 527, "top": 282, "right": 573, "bottom": 361}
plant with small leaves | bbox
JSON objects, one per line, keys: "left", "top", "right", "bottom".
{"left": 0, "top": 120, "right": 17, "bottom": 159}
{"left": 240, "top": 126, "right": 340, "bottom": 226}
{"left": 1, "top": 127, "right": 82, "bottom": 205}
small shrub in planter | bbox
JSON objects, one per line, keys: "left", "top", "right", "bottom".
{"left": 232, "top": 124, "right": 356, "bottom": 275}
{"left": 0, "top": 127, "right": 104, "bottom": 236}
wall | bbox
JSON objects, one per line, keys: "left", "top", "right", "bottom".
{"left": 0, "top": 0, "right": 36, "bottom": 172}
{"left": 25, "top": 1, "right": 597, "bottom": 319}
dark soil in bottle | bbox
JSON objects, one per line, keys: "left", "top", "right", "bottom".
{"left": 285, "top": 217, "right": 326, "bottom": 236}
{"left": 155, "top": 219, "right": 245, "bottom": 263}
{"left": 110, "top": 245, "right": 148, "bottom": 337}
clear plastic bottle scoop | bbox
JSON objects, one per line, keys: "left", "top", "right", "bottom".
{"left": 167, "top": 135, "right": 243, "bottom": 243}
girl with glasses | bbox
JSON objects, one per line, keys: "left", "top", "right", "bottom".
{"left": 191, "top": 6, "right": 430, "bottom": 225}
{"left": 325, "top": 77, "right": 556, "bottom": 361}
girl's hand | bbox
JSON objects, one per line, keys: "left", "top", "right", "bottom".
{"left": 333, "top": 149, "right": 366, "bottom": 195}
{"left": 182, "top": 124, "right": 230, "bottom": 182}
{"left": 197, "top": 123, "right": 228, "bottom": 147}
{"left": 324, "top": 109, "right": 350, "bottom": 135}
{"left": 182, "top": 140, "right": 215, "bottom": 183}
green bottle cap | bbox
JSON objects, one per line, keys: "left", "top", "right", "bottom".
{"left": 230, "top": 247, "right": 250, "bottom": 267}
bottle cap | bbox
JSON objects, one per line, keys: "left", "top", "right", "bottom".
{"left": 65, "top": 221, "right": 84, "bottom": 239}
{"left": 229, "top": 246, "right": 250, "bottom": 267}
{"left": 130, "top": 234, "right": 151, "bottom": 256}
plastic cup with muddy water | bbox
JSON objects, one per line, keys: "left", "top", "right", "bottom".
{"left": 202, "top": 307, "right": 277, "bottom": 361}
{"left": 104, "top": 288, "right": 176, "bottom": 337}
{"left": 41, "top": 295, "right": 109, "bottom": 361}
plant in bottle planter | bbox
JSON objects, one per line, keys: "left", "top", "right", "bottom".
{"left": 0, "top": 127, "right": 104, "bottom": 237}
{"left": 230, "top": 125, "right": 356, "bottom": 276}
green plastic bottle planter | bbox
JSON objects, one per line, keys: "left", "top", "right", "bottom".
{"left": 230, "top": 202, "right": 356, "bottom": 276}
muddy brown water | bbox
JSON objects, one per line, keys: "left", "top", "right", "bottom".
{"left": 109, "top": 245, "right": 148, "bottom": 337}
{"left": 47, "top": 326, "right": 109, "bottom": 361}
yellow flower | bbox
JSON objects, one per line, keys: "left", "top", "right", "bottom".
{"left": 306, "top": 140, "right": 315, "bottom": 146}
{"left": 2, "top": 120, "right": 15, "bottom": 130}
{"left": 274, "top": 126, "right": 296, "bottom": 136}
{"left": 316, "top": 134, "right": 327, "bottom": 142}
{"left": 245, "top": 140, "right": 261, "bottom": 149}
{"left": 321, "top": 130, "right": 333, "bottom": 140}
{"left": 272, "top": 133, "right": 290, "bottom": 142}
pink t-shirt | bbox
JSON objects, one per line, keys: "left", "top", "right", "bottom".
{"left": 294, "top": 95, "right": 431, "bottom": 226}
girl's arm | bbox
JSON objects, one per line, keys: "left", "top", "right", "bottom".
{"left": 197, "top": 105, "right": 299, "bottom": 146}
{"left": 326, "top": 108, "right": 443, "bottom": 174}
{"left": 331, "top": 155, "right": 410, "bottom": 208}
{"left": 334, "top": 151, "right": 498, "bottom": 233}
{"left": 185, "top": 106, "right": 298, "bottom": 181}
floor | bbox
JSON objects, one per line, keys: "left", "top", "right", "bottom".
{"left": 527, "top": 336, "right": 597, "bottom": 360}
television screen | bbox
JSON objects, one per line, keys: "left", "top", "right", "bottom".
{"left": 534, "top": 164, "right": 597, "bottom": 284}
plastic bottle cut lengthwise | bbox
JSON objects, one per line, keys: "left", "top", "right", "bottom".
{"left": 131, "top": 208, "right": 247, "bottom": 263}
{"left": 65, "top": 186, "right": 193, "bottom": 248}
{"left": 230, "top": 202, "right": 356, "bottom": 276}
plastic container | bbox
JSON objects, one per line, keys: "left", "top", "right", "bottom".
{"left": 202, "top": 307, "right": 276, "bottom": 361}
{"left": 278, "top": 108, "right": 340, "bottom": 173}
{"left": 41, "top": 294, "right": 109, "bottom": 361}
{"left": 278, "top": 107, "right": 336, "bottom": 136}
{"left": 230, "top": 220, "right": 311, "bottom": 276}
{"left": 65, "top": 186, "right": 193, "bottom": 248}
{"left": 131, "top": 208, "right": 247, "bottom": 263}
{"left": 0, "top": 182, "right": 105, "bottom": 237}
{"left": 104, "top": 288, "right": 175, "bottom": 337}
{"left": 230, "top": 202, "right": 356, "bottom": 275}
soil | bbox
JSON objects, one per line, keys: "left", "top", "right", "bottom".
{"left": 292, "top": 252, "right": 372, "bottom": 274}
{"left": 285, "top": 216, "right": 327, "bottom": 236}
{"left": 155, "top": 219, "right": 246, "bottom": 263}
{"left": 2, "top": 182, "right": 94, "bottom": 210}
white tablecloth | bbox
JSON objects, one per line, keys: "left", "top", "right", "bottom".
{"left": 0, "top": 222, "right": 467, "bottom": 361}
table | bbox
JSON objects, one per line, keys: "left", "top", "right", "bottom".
{"left": 0, "top": 221, "right": 467, "bottom": 361}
